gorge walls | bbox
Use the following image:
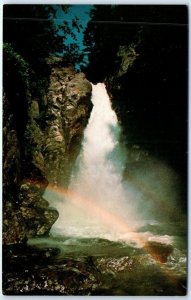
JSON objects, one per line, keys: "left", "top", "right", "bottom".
{"left": 104, "top": 38, "right": 188, "bottom": 176}
{"left": 85, "top": 5, "right": 188, "bottom": 178}
{"left": 3, "top": 65, "right": 92, "bottom": 245}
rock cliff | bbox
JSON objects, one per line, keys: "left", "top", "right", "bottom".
{"left": 3, "top": 66, "right": 92, "bottom": 245}
{"left": 42, "top": 67, "right": 92, "bottom": 186}
{"left": 104, "top": 37, "right": 187, "bottom": 177}
{"left": 85, "top": 6, "right": 188, "bottom": 179}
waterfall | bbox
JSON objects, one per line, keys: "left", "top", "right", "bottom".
{"left": 44, "top": 83, "right": 176, "bottom": 246}
{"left": 28, "top": 83, "right": 186, "bottom": 291}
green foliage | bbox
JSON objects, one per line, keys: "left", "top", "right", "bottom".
{"left": 24, "top": 121, "right": 44, "bottom": 155}
{"left": 4, "top": 5, "right": 62, "bottom": 71}
{"left": 3, "top": 5, "right": 85, "bottom": 96}
{"left": 62, "top": 43, "right": 85, "bottom": 67}
{"left": 3, "top": 42, "right": 29, "bottom": 87}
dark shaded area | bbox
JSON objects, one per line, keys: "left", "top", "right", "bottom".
{"left": 3, "top": 5, "right": 59, "bottom": 96}
{"left": 85, "top": 5, "right": 188, "bottom": 81}
{"left": 3, "top": 48, "right": 29, "bottom": 139}
{"left": 109, "top": 23, "right": 188, "bottom": 176}
{"left": 84, "top": 5, "right": 188, "bottom": 178}
{"left": 3, "top": 5, "right": 63, "bottom": 59}
{"left": 2, "top": 243, "right": 101, "bottom": 295}
{"left": 2, "top": 238, "right": 186, "bottom": 296}
{"left": 3, "top": 5, "right": 84, "bottom": 97}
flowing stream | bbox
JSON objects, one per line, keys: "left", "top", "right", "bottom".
{"left": 29, "top": 83, "right": 187, "bottom": 295}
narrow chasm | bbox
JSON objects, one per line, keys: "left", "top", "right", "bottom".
{"left": 3, "top": 4, "right": 187, "bottom": 296}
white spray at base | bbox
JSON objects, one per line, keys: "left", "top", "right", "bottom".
{"left": 45, "top": 83, "right": 176, "bottom": 247}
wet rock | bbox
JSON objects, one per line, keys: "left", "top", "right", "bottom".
{"left": 2, "top": 239, "right": 187, "bottom": 296}
{"left": 43, "top": 67, "right": 92, "bottom": 186}
{"left": 3, "top": 202, "right": 27, "bottom": 245}
{"left": 3, "top": 94, "right": 26, "bottom": 245}
{"left": 3, "top": 245, "right": 101, "bottom": 295}
{"left": 3, "top": 66, "right": 92, "bottom": 245}
{"left": 28, "top": 100, "right": 39, "bottom": 120}
{"left": 97, "top": 256, "right": 134, "bottom": 274}
{"left": 144, "top": 241, "right": 173, "bottom": 263}
{"left": 117, "top": 44, "right": 139, "bottom": 77}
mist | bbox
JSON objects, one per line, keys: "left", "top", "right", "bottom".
{"left": 44, "top": 83, "right": 185, "bottom": 247}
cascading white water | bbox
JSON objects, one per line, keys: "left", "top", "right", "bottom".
{"left": 29, "top": 83, "right": 186, "bottom": 287}
{"left": 44, "top": 83, "right": 176, "bottom": 246}
{"left": 46, "top": 83, "right": 142, "bottom": 240}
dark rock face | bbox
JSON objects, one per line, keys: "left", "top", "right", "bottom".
{"left": 85, "top": 6, "right": 188, "bottom": 180}
{"left": 2, "top": 241, "right": 186, "bottom": 296}
{"left": 104, "top": 31, "right": 188, "bottom": 177}
{"left": 3, "top": 93, "right": 28, "bottom": 244}
{"left": 104, "top": 41, "right": 187, "bottom": 214}
{"left": 3, "top": 66, "right": 92, "bottom": 245}
{"left": 3, "top": 245, "right": 101, "bottom": 295}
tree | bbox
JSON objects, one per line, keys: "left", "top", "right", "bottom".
{"left": 3, "top": 5, "right": 83, "bottom": 95}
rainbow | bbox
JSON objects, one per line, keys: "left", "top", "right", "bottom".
{"left": 24, "top": 179, "right": 185, "bottom": 290}
{"left": 26, "top": 179, "right": 169, "bottom": 254}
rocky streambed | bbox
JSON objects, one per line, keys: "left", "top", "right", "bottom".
{"left": 3, "top": 235, "right": 187, "bottom": 296}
